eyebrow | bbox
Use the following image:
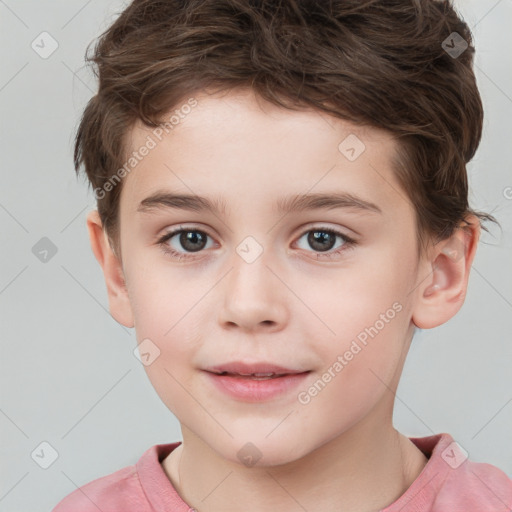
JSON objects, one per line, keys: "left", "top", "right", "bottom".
{"left": 136, "top": 191, "right": 382, "bottom": 216}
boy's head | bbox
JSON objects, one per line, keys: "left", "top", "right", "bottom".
{"left": 77, "top": 0, "right": 496, "bottom": 466}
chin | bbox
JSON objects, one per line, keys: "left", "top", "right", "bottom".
{"left": 217, "top": 434, "right": 308, "bottom": 468}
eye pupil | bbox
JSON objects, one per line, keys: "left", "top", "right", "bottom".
{"left": 308, "top": 231, "right": 335, "bottom": 252}
{"left": 180, "top": 231, "right": 206, "bottom": 252}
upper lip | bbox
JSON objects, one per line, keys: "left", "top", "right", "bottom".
{"left": 204, "top": 361, "right": 310, "bottom": 376}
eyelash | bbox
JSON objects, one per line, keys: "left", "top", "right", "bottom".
{"left": 156, "top": 225, "right": 357, "bottom": 261}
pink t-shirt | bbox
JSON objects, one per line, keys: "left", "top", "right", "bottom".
{"left": 52, "top": 432, "right": 512, "bottom": 511}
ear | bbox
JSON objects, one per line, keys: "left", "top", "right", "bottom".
{"left": 412, "top": 215, "right": 481, "bottom": 329}
{"left": 86, "top": 210, "right": 134, "bottom": 328}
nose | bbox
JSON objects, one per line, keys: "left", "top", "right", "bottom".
{"left": 217, "top": 245, "right": 289, "bottom": 333}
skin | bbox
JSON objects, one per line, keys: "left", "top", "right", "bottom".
{"left": 87, "top": 88, "right": 480, "bottom": 512}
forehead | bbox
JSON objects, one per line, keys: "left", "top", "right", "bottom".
{"left": 127, "top": 88, "right": 394, "bottom": 151}
{"left": 120, "top": 88, "right": 409, "bottom": 218}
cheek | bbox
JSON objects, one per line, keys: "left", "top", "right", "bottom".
{"left": 126, "top": 266, "right": 206, "bottom": 402}
{"left": 135, "top": 326, "right": 200, "bottom": 425}
{"left": 295, "top": 261, "right": 407, "bottom": 342}
{"left": 296, "top": 315, "right": 408, "bottom": 436}
{"left": 127, "top": 259, "right": 209, "bottom": 337}
{"left": 295, "top": 264, "right": 411, "bottom": 395}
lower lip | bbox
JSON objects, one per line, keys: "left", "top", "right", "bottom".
{"left": 203, "top": 371, "right": 311, "bottom": 402}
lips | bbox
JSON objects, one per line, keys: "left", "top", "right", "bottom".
{"left": 203, "top": 362, "right": 311, "bottom": 401}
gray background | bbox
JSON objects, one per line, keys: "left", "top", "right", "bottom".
{"left": 1, "top": 0, "right": 511, "bottom": 510}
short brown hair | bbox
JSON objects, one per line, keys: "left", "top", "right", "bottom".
{"left": 74, "top": 0, "right": 498, "bottom": 259}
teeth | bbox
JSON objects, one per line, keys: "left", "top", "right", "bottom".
{"left": 215, "top": 371, "right": 284, "bottom": 378}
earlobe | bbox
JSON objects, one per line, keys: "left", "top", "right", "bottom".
{"left": 412, "top": 217, "right": 480, "bottom": 329}
{"left": 86, "top": 210, "right": 134, "bottom": 328}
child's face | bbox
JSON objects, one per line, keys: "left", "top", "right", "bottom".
{"left": 110, "top": 88, "right": 430, "bottom": 464}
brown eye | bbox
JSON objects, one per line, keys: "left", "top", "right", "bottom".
{"left": 295, "top": 227, "right": 356, "bottom": 259}
{"left": 157, "top": 227, "right": 214, "bottom": 260}
{"left": 307, "top": 230, "right": 338, "bottom": 252}
{"left": 175, "top": 230, "right": 208, "bottom": 252}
